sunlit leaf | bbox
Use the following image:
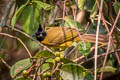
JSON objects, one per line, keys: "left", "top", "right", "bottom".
{"left": 41, "top": 63, "right": 50, "bottom": 71}
{"left": 45, "top": 58, "right": 54, "bottom": 63}
{"left": 78, "top": 0, "right": 86, "bottom": 10}
{"left": 10, "top": 58, "right": 32, "bottom": 78}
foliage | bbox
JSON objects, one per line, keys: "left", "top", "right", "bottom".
{"left": 0, "top": 0, "right": 120, "bottom": 80}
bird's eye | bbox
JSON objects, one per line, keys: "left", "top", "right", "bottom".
{"left": 42, "top": 31, "right": 47, "bottom": 36}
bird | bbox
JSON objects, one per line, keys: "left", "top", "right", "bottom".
{"left": 33, "top": 25, "right": 107, "bottom": 48}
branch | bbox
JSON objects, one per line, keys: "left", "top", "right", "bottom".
{"left": 0, "top": 0, "right": 16, "bottom": 27}
{"left": 94, "top": 0, "right": 104, "bottom": 79}
{"left": 0, "top": 57, "right": 11, "bottom": 69}
{"left": 99, "top": 8, "right": 120, "bottom": 80}
{"left": 79, "top": 49, "right": 120, "bottom": 64}
{"left": 0, "top": 32, "right": 32, "bottom": 58}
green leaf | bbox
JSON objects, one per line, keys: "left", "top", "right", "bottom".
{"left": 11, "top": 0, "right": 29, "bottom": 28}
{"left": 84, "top": 0, "right": 95, "bottom": 11}
{"left": 27, "top": 40, "right": 40, "bottom": 51}
{"left": 90, "top": 3, "right": 98, "bottom": 20}
{"left": 117, "top": 19, "right": 120, "bottom": 28}
{"left": 10, "top": 58, "right": 33, "bottom": 78}
{"left": 35, "top": 50, "right": 54, "bottom": 58}
{"left": 45, "top": 58, "right": 54, "bottom": 63}
{"left": 113, "top": 1, "right": 120, "bottom": 14}
{"left": 84, "top": 73, "right": 94, "bottom": 80}
{"left": 13, "top": 0, "right": 53, "bottom": 35}
{"left": 60, "top": 63, "right": 93, "bottom": 80}
{"left": 20, "top": 4, "right": 39, "bottom": 34}
{"left": 32, "top": 0, "right": 53, "bottom": 10}
{"left": 64, "top": 18, "right": 85, "bottom": 32}
{"left": 87, "top": 21, "right": 106, "bottom": 34}
{"left": 99, "top": 66, "right": 117, "bottom": 73}
{"left": 41, "top": 63, "right": 50, "bottom": 71}
{"left": 78, "top": 42, "right": 91, "bottom": 56}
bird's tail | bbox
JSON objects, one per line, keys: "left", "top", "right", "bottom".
{"left": 74, "top": 34, "right": 108, "bottom": 44}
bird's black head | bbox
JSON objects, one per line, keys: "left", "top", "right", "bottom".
{"left": 33, "top": 24, "right": 46, "bottom": 41}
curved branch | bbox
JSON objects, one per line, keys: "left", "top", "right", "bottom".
{"left": 0, "top": 32, "right": 32, "bottom": 58}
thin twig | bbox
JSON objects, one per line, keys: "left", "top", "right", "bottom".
{"left": 111, "top": 40, "right": 120, "bottom": 65}
{"left": 61, "top": 0, "right": 67, "bottom": 47}
{"left": 62, "top": 0, "right": 66, "bottom": 27}
{"left": 67, "top": 41, "right": 85, "bottom": 57}
{"left": 51, "top": 59, "right": 56, "bottom": 75}
{"left": 51, "top": 63, "right": 60, "bottom": 75}
{"left": 67, "top": 1, "right": 86, "bottom": 57}
{"left": 96, "top": 0, "right": 110, "bottom": 32}
{"left": 99, "top": 8, "right": 120, "bottom": 80}
{"left": 73, "top": 44, "right": 107, "bottom": 62}
{"left": 38, "top": 67, "right": 50, "bottom": 76}
{"left": 94, "top": 0, "right": 104, "bottom": 80}
{"left": 0, "top": 32, "right": 32, "bottom": 58}
{"left": 99, "top": 34, "right": 111, "bottom": 80}
{"left": 96, "top": 1, "right": 120, "bottom": 66}
{"left": 32, "top": 58, "right": 46, "bottom": 80}
{"left": 33, "top": 62, "right": 41, "bottom": 80}
{"left": 0, "top": 57, "right": 11, "bottom": 69}
{"left": 73, "top": 55, "right": 84, "bottom": 62}
{"left": 79, "top": 49, "right": 120, "bottom": 64}
{"left": 110, "top": 9, "right": 120, "bottom": 35}
{"left": 115, "top": 51, "right": 120, "bottom": 65}
{"left": 73, "top": 0, "right": 86, "bottom": 50}
{"left": 0, "top": 0, "right": 15, "bottom": 27}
